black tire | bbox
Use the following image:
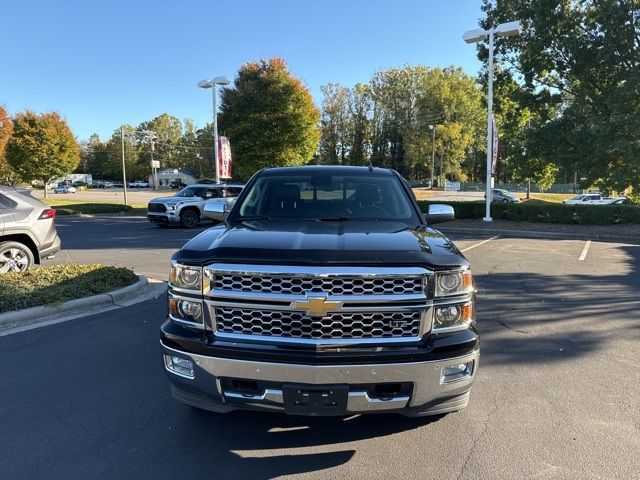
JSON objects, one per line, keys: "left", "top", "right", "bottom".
{"left": 0, "top": 241, "right": 35, "bottom": 273}
{"left": 502, "top": 199, "right": 509, "bottom": 203}
{"left": 180, "top": 209, "right": 200, "bottom": 228}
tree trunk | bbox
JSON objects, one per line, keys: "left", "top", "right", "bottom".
{"left": 43, "top": 179, "right": 48, "bottom": 199}
{"left": 527, "top": 179, "right": 531, "bottom": 199}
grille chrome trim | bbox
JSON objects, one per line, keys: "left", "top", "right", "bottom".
{"left": 204, "top": 264, "right": 433, "bottom": 344}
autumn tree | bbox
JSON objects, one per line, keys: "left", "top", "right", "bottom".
{"left": 218, "top": 58, "right": 320, "bottom": 180}
{"left": 6, "top": 111, "right": 79, "bottom": 197}
{"left": 0, "top": 106, "right": 16, "bottom": 185}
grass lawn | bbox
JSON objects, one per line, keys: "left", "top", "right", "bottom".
{"left": 518, "top": 193, "right": 575, "bottom": 204}
{"left": 0, "top": 264, "right": 139, "bottom": 313}
{"left": 44, "top": 199, "right": 147, "bottom": 215}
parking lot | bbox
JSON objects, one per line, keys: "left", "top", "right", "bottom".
{"left": 1, "top": 217, "right": 638, "bottom": 479}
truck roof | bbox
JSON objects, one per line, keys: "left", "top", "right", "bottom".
{"left": 259, "top": 165, "right": 394, "bottom": 176}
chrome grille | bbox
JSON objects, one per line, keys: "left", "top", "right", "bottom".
{"left": 213, "top": 274, "right": 422, "bottom": 296}
{"left": 215, "top": 307, "right": 421, "bottom": 340}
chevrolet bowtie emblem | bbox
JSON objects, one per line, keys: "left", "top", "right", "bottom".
{"left": 291, "top": 296, "right": 343, "bottom": 317}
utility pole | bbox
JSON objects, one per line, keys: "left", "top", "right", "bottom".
{"left": 429, "top": 125, "right": 436, "bottom": 189}
{"left": 121, "top": 126, "right": 128, "bottom": 206}
{"left": 140, "top": 130, "right": 158, "bottom": 190}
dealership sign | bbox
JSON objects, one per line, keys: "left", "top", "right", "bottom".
{"left": 218, "top": 136, "right": 232, "bottom": 179}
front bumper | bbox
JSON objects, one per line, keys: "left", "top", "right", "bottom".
{"left": 161, "top": 340, "right": 479, "bottom": 416}
{"left": 147, "top": 213, "right": 179, "bottom": 225}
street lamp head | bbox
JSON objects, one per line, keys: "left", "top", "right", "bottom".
{"left": 463, "top": 21, "right": 521, "bottom": 44}
{"left": 212, "top": 76, "right": 230, "bottom": 86}
{"left": 198, "top": 76, "right": 231, "bottom": 89}
{"left": 494, "top": 20, "right": 521, "bottom": 37}
{"left": 463, "top": 28, "right": 489, "bottom": 44}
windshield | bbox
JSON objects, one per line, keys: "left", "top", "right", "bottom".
{"left": 233, "top": 173, "right": 418, "bottom": 223}
{"left": 174, "top": 187, "right": 218, "bottom": 199}
{"left": 571, "top": 195, "right": 586, "bottom": 200}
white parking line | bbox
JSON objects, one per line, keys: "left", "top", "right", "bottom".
{"left": 578, "top": 240, "right": 591, "bottom": 261}
{"left": 460, "top": 235, "right": 500, "bottom": 252}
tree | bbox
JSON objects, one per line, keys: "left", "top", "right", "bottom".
{"left": 0, "top": 106, "right": 16, "bottom": 185}
{"left": 480, "top": 0, "right": 640, "bottom": 195}
{"left": 218, "top": 58, "right": 320, "bottom": 180}
{"left": 319, "top": 83, "right": 351, "bottom": 164}
{"left": 6, "top": 111, "right": 79, "bottom": 197}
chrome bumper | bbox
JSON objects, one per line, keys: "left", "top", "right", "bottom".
{"left": 161, "top": 341, "right": 479, "bottom": 416}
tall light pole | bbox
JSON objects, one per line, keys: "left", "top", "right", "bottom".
{"left": 428, "top": 125, "right": 436, "bottom": 189}
{"left": 464, "top": 20, "right": 521, "bottom": 221}
{"left": 198, "top": 76, "right": 230, "bottom": 184}
{"left": 121, "top": 126, "right": 128, "bottom": 206}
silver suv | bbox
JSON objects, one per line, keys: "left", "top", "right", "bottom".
{"left": 147, "top": 184, "right": 243, "bottom": 228}
{"left": 0, "top": 187, "right": 61, "bottom": 273}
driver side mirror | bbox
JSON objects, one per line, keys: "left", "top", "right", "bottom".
{"left": 424, "top": 204, "right": 454, "bottom": 225}
{"left": 203, "top": 201, "right": 227, "bottom": 221}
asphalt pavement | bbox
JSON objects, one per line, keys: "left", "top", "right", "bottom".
{"left": 1, "top": 218, "right": 639, "bottom": 479}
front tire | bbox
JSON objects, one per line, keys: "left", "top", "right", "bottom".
{"left": 180, "top": 209, "right": 200, "bottom": 228}
{"left": 0, "top": 241, "right": 35, "bottom": 273}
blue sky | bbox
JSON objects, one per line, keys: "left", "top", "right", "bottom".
{"left": 1, "top": 1, "right": 485, "bottom": 140}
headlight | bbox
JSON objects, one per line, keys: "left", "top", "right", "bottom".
{"left": 433, "top": 303, "right": 473, "bottom": 331}
{"left": 169, "top": 296, "right": 204, "bottom": 325}
{"left": 435, "top": 270, "right": 473, "bottom": 297}
{"left": 169, "top": 262, "right": 202, "bottom": 291}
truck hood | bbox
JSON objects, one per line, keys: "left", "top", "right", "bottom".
{"left": 149, "top": 196, "right": 198, "bottom": 205}
{"left": 174, "top": 220, "right": 468, "bottom": 268}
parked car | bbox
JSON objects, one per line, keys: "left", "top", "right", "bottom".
{"left": 161, "top": 166, "right": 478, "bottom": 417}
{"left": 147, "top": 183, "right": 244, "bottom": 228}
{"left": 485, "top": 188, "right": 520, "bottom": 203}
{"left": 0, "top": 187, "right": 61, "bottom": 273}
{"left": 128, "top": 180, "right": 150, "bottom": 188}
{"left": 608, "top": 198, "right": 630, "bottom": 205}
{"left": 53, "top": 185, "right": 77, "bottom": 194}
{"left": 562, "top": 194, "right": 616, "bottom": 205}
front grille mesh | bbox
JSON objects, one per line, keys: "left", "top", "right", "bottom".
{"left": 148, "top": 203, "right": 167, "bottom": 213}
{"left": 213, "top": 274, "right": 422, "bottom": 296}
{"left": 215, "top": 307, "right": 421, "bottom": 339}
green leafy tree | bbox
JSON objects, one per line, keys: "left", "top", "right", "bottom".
{"left": 218, "top": 58, "right": 320, "bottom": 180}
{"left": 480, "top": 0, "right": 640, "bottom": 194}
{"left": 0, "top": 106, "right": 17, "bottom": 185}
{"left": 6, "top": 111, "right": 79, "bottom": 197}
{"left": 319, "top": 83, "right": 351, "bottom": 164}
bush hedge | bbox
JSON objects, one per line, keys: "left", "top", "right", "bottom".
{"left": 0, "top": 264, "right": 139, "bottom": 313}
{"left": 49, "top": 203, "right": 134, "bottom": 215}
{"left": 418, "top": 200, "right": 640, "bottom": 225}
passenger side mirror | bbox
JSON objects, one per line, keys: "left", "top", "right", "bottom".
{"left": 203, "top": 201, "right": 227, "bottom": 221}
{"left": 424, "top": 204, "right": 454, "bottom": 225}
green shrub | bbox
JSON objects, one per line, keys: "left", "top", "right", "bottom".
{"left": 418, "top": 200, "right": 640, "bottom": 225}
{"left": 53, "top": 203, "right": 134, "bottom": 215}
{"left": 0, "top": 264, "right": 139, "bottom": 313}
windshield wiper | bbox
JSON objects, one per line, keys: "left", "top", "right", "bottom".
{"left": 235, "top": 215, "right": 271, "bottom": 222}
{"left": 314, "top": 217, "right": 379, "bottom": 222}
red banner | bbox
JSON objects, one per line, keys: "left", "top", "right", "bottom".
{"left": 218, "top": 136, "right": 232, "bottom": 179}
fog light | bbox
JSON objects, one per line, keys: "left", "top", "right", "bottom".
{"left": 441, "top": 361, "right": 473, "bottom": 383}
{"left": 164, "top": 354, "right": 195, "bottom": 378}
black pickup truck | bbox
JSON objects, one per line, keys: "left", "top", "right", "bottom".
{"left": 160, "top": 166, "right": 478, "bottom": 417}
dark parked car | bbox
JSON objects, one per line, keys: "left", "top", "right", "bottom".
{"left": 0, "top": 187, "right": 60, "bottom": 273}
{"left": 486, "top": 188, "right": 520, "bottom": 203}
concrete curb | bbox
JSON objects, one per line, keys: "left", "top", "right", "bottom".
{"left": 0, "top": 276, "right": 166, "bottom": 336}
{"left": 438, "top": 226, "right": 640, "bottom": 244}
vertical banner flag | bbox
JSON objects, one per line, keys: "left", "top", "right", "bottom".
{"left": 218, "top": 136, "right": 232, "bottom": 179}
{"left": 491, "top": 114, "right": 499, "bottom": 173}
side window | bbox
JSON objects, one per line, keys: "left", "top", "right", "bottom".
{"left": 0, "top": 193, "right": 18, "bottom": 209}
